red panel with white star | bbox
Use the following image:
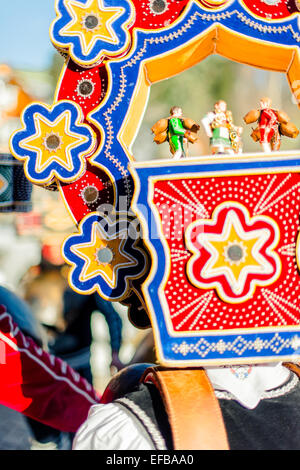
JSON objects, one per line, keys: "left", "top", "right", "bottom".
{"left": 153, "top": 172, "right": 300, "bottom": 333}
{"left": 240, "top": 0, "right": 298, "bottom": 20}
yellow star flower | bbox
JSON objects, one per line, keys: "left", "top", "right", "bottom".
{"left": 20, "top": 111, "right": 90, "bottom": 175}
{"left": 207, "top": 223, "right": 262, "bottom": 283}
{"left": 62, "top": 0, "right": 124, "bottom": 55}
{"left": 71, "top": 220, "right": 137, "bottom": 288}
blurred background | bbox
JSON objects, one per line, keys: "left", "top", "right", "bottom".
{"left": 0, "top": 0, "right": 300, "bottom": 450}
{"left": 134, "top": 55, "right": 300, "bottom": 160}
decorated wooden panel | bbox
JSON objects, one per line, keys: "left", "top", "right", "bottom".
{"left": 131, "top": 154, "right": 300, "bottom": 365}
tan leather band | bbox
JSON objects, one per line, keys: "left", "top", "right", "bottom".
{"left": 142, "top": 367, "right": 229, "bottom": 450}
{"left": 284, "top": 362, "right": 300, "bottom": 378}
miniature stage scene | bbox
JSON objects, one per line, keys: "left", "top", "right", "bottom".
{"left": 2, "top": 0, "right": 300, "bottom": 453}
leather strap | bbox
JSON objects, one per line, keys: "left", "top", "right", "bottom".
{"left": 284, "top": 362, "right": 300, "bottom": 378}
{"left": 142, "top": 367, "right": 229, "bottom": 450}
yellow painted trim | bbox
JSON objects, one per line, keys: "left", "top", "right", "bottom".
{"left": 118, "top": 66, "right": 151, "bottom": 154}
{"left": 216, "top": 25, "right": 294, "bottom": 73}
{"left": 131, "top": 150, "right": 300, "bottom": 169}
{"left": 145, "top": 26, "right": 217, "bottom": 84}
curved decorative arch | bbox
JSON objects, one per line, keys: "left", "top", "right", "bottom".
{"left": 118, "top": 25, "right": 300, "bottom": 153}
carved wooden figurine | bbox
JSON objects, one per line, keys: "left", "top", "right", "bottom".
{"left": 244, "top": 97, "right": 299, "bottom": 152}
{"left": 151, "top": 106, "right": 200, "bottom": 160}
{"left": 202, "top": 100, "right": 243, "bottom": 155}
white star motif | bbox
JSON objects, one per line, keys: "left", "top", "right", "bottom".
{"left": 186, "top": 202, "right": 282, "bottom": 303}
{"left": 200, "top": 211, "right": 275, "bottom": 295}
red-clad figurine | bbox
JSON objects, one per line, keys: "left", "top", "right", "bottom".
{"left": 244, "top": 97, "right": 299, "bottom": 153}
{"left": 258, "top": 97, "right": 280, "bottom": 152}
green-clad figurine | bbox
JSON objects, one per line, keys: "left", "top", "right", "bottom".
{"left": 168, "top": 106, "right": 187, "bottom": 160}
{"left": 151, "top": 106, "right": 200, "bottom": 160}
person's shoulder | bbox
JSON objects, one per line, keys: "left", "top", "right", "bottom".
{"left": 73, "top": 402, "right": 155, "bottom": 450}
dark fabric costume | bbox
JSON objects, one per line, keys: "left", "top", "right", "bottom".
{"left": 114, "top": 372, "right": 300, "bottom": 450}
